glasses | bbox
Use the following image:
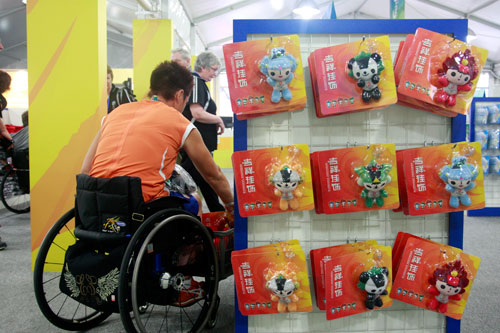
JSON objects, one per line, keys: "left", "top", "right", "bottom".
{"left": 209, "top": 66, "right": 220, "bottom": 75}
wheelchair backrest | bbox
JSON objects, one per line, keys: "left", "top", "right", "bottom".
{"left": 75, "top": 174, "right": 145, "bottom": 238}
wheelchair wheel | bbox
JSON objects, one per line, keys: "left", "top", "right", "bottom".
{"left": 33, "top": 209, "right": 112, "bottom": 331}
{"left": 0, "top": 168, "right": 30, "bottom": 214}
{"left": 118, "top": 209, "right": 219, "bottom": 333}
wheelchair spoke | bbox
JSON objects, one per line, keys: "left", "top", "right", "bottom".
{"left": 144, "top": 303, "right": 156, "bottom": 328}
{"left": 42, "top": 274, "right": 61, "bottom": 285}
{"left": 180, "top": 306, "right": 195, "bottom": 326}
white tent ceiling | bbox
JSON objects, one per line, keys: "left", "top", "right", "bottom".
{"left": 1, "top": 0, "right": 500, "bottom": 69}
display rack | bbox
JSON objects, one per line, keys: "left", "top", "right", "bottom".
{"left": 468, "top": 97, "right": 500, "bottom": 216}
{"left": 233, "top": 19, "right": 467, "bottom": 333}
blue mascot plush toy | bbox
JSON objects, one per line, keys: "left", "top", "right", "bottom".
{"left": 439, "top": 156, "right": 478, "bottom": 208}
{"left": 259, "top": 47, "right": 297, "bottom": 103}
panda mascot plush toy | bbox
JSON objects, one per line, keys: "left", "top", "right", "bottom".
{"left": 357, "top": 266, "right": 389, "bottom": 310}
{"left": 347, "top": 52, "right": 385, "bottom": 103}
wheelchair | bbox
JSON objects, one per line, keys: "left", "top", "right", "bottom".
{"left": 33, "top": 174, "right": 234, "bottom": 332}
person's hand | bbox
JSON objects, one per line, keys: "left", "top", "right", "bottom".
{"left": 223, "top": 202, "right": 234, "bottom": 228}
{"left": 216, "top": 116, "right": 225, "bottom": 135}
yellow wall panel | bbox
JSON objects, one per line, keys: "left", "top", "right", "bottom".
{"left": 133, "top": 19, "right": 173, "bottom": 101}
{"left": 27, "top": 0, "right": 106, "bottom": 253}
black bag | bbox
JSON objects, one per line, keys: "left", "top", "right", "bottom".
{"left": 59, "top": 241, "right": 126, "bottom": 312}
{"left": 59, "top": 175, "right": 146, "bottom": 311}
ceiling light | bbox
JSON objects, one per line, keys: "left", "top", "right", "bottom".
{"left": 466, "top": 28, "right": 477, "bottom": 43}
{"left": 292, "top": 0, "right": 320, "bottom": 19}
{"left": 271, "top": 0, "right": 284, "bottom": 11}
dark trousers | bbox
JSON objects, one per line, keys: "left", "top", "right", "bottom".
{"left": 180, "top": 152, "right": 225, "bottom": 212}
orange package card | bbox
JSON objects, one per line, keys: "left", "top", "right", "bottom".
{"left": 401, "top": 141, "right": 485, "bottom": 215}
{"left": 309, "top": 35, "right": 397, "bottom": 118}
{"left": 397, "top": 28, "right": 488, "bottom": 117}
{"left": 394, "top": 34, "right": 414, "bottom": 86}
{"left": 325, "top": 245, "right": 393, "bottom": 320}
{"left": 222, "top": 35, "right": 306, "bottom": 118}
{"left": 231, "top": 244, "right": 313, "bottom": 315}
{"left": 310, "top": 241, "right": 378, "bottom": 310}
{"left": 390, "top": 237, "right": 480, "bottom": 319}
{"left": 313, "top": 144, "right": 399, "bottom": 214}
{"left": 232, "top": 145, "right": 314, "bottom": 217}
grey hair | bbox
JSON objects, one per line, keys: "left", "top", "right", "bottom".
{"left": 171, "top": 48, "right": 190, "bottom": 61}
{"left": 194, "top": 51, "right": 220, "bottom": 72}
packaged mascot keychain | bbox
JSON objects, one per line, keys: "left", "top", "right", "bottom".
{"left": 223, "top": 35, "right": 306, "bottom": 119}
{"left": 310, "top": 144, "right": 399, "bottom": 214}
{"left": 232, "top": 144, "right": 314, "bottom": 217}
{"left": 391, "top": 232, "right": 480, "bottom": 319}
{"left": 397, "top": 141, "right": 485, "bottom": 215}
{"left": 231, "top": 241, "right": 313, "bottom": 315}
{"left": 308, "top": 35, "right": 397, "bottom": 118}
{"left": 259, "top": 47, "right": 297, "bottom": 103}
{"left": 324, "top": 244, "right": 393, "bottom": 320}
{"left": 397, "top": 28, "right": 488, "bottom": 117}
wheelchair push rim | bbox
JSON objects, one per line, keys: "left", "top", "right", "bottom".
{"left": 119, "top": 210, "right": 219, "bottom": 333}
{"left": 33, "top": 209, "right": 112, "bottom": 331}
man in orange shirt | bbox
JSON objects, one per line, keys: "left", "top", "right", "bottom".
{"left": 81, "top": 61, "right": 233, "bottom": 215}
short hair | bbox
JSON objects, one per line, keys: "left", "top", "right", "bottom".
{"left": 22, "top": 110, "right": 28, "bottom": 127}
{"left": 194, "top": 51, "right": 220, "bottom": 72}
{"left": 107, "top": 65, "right": 113, "bottom": 80}
{"left": 149, "top": 60, "right": 193, "bottom": 101}
{"left": 0, "top": 70, "right": 12, "bottom": 94}
{"left": 171, "top": 48, "right": 190, "bottom": 61}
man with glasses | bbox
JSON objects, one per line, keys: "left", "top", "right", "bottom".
{"left": 181, "top": 51, "right": 226, "bottom": 212}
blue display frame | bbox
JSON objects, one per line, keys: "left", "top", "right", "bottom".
{"left": 232, "top": 19, "right": 467, "bottom": 333}
{"left": 468, "top": 97, "right": 500, "bottom": 216}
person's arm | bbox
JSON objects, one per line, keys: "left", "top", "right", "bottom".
{"left": 81, "top": 129, "right": 101, "bottom": 174}
{"left": 190, "top": 104, "right": 225, "bottom": 135}
{"left": 0, "top": 118, "right": 12, "bottom": 142}
{"left": 183, "top": 128, "right": 233, "bottom": 208}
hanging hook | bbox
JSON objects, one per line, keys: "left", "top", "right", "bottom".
{"left": 448, "top": 36, "right": 456, "bottom": 44}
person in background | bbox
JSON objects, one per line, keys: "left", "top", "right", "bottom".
{"left": 21, "top": 110, "right": 28, "bottom": 127}
{"left": 171, "top": 48, "right": 191, "bottom": 69}
{"left": 0, "top": 70, "right": 13, "bottom": 150}
{"left": 0, "top": 70, "right": 12, "bottom": 251}
{"left": 107, "top": 65, "right": 136, "bottom": 113}
{"left": 180, "top": 52, "right": 227, "bottom": 212}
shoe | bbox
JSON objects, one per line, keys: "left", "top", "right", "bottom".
{"left": 0, "top": 241, "right": 6, "bottom": 251}
{"left": 172, "top": 279, "right": 205, "bottom": 307}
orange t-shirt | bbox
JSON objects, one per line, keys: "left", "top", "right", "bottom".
{"left": 90, "top": 100, "right": 195, "bottom": 202}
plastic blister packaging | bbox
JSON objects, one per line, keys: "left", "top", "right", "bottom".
{"left": 488, "top": 104, "right": 500, "bottom": 124}
{"left": 489, "top": 156, "right": 500, "bottom": 174}
{"left": 475, "top": 106, "right": 489, "bottom": 124}
{"left": 475, "top": 129, "right": 488, "bottom": 150}
{"left": 482, "top": 156, "right": 490, "bottom": 175}
{"left": 487, "top": 128, "right": 500, "bottom": 150}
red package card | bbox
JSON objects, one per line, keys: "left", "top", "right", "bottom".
{"left": 232, "top": 145, "right": 314, "bottom": 217}
{"left": 325, "top": 245, "right": 393, "bottom": 320}
{"left": 391, "top": 235, "right": 480, "bottom": 319}
{"left": 231, "top": 241, "right": 313, "bottom": 315}
{"left": 400, "top": 141, "right": 485, "bottom": 215}
{"left": 312, "top": 144, "right": 399, "bottom": 214}
{"left": 223, "top": 35, "right": 306, "bottom": 118}
{"left": 309, "top": 35, "right": 397, "bottom": 118}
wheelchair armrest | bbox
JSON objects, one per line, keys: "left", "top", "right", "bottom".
{"left": 74, "top": 225, "right": 129, "bottom": 246}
